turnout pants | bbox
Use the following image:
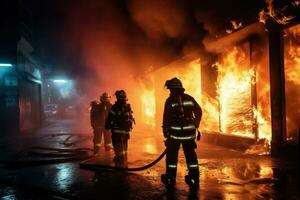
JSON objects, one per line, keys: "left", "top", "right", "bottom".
{"left": 111, "top": 132, "right": 129, "bottom": 157}
{"left": 165, "top": 138, "right": 199, "bottom": 181}
{"left": 93, "top": 127, "right": 112, "bottom": 153}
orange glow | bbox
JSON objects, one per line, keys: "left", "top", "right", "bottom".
{"left": 259, "top": 0, "right": 295, "bottom": 25}
{"left": 140, "top": 76, "right": 156, "bottom": 129}
{"left": 200, "top": 94, "right": 220, "bottom": 132}
{"left": 226, "top": 20, "right": 243, "bottom": 34}
{"left": 181, "top": 59, "right": 202, "bottom": 103}
{"left": 202, "top": 46, "right": 271, "bottom": 142}
{"left": 145, "top": 45, "right": 272, "bottom": 147}
{"left": 215, "top": 47, "right": 254, "bottom": 137}
{"left": 149, "top": 58, "right": 201, "bottom": 131}
{"left": 143, "top": 143, "right": 158, "bottom": 154}
{"left": 285, "top": 25, "right": 300, "bottom": 83}
{"left": 284, "top": 24, "right": 300, "bottom": 141}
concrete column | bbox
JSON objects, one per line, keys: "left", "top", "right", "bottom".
{"left": 267, "top": 20, "right": 286, "bottom": 155}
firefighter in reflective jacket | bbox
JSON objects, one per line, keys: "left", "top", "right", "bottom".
{"left": 105, "top": 90, "right": 135, "bottom": 162}
{"left": 90, "top": 92, "right": 112, "bottom": 154}
{"left": 161, "top": 77, "right": 202, "bottom": 188}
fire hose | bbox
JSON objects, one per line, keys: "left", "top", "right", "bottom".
{"left": 0, "top": 131, "right": 200, "bottom": 199}
{"left": 0, "top": 129, "right": 201, "bottom": 170}
{"left": 80, "top": 149, "right": 167, "bottom": 171}
{"left": 79, "top": 130, "right": 201, "bottom": 172}
{"left": 0, "top": 133, "right": 167, "bottom": 171}
{"left": 0, "top": 132, "right": 167, "bottom": 199}
{"left": 0, "top": 134, "right": 94, "bottom": 168}
{"left": 0, "top": 134, "right": 93, "bottom": 199}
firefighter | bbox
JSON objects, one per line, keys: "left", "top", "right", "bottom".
{"left": 105, "top": 90, "right": 135, "bottom": 163}
{"left": 90, "top": 92, "right": 112, "bottom": 154}
{"left": 161, "top": 77, "right": 202, "bottom": 189}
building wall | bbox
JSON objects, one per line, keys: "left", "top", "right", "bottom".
{"left": 0, "top": 68, "right": 19, "bottom": 134}
{"left": 19, "top": 77, "right": 42, "bottom": 133}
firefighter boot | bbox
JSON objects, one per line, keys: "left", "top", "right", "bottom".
{"left": 185, "top": 175, "right": 199, "bottom": 190}
{"left": 161, "top": 174, "right": 175, "bottom": 187}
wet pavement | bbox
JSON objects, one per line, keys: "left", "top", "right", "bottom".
{"left": 0, "top": 118, "right": 299, "bottom": 199}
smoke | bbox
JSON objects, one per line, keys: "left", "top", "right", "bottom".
{"left": 127, "top": 0, "right": 189, "bottom": 40}
{"left": 58, "top": 0, "right": 268, "bottom": 109}
{"left": 61, "top": 0, "right": 210, "bottom": 100}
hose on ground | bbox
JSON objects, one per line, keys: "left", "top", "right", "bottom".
{"left": 0, "top": 134, "right": 93, "bottom": 168}
{"left": 61, "top": 134, "right": 90, "bottom": 147}
{"left": 0, "top": 155, "right": 93, "bottom": 169}
{"left": 1, "top": 132, "right": 167, "bottom": 172}
{"left": 80, "top": 149, "right": 167, "bottom": 171}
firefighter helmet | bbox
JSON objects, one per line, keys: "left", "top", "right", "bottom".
{"left": 100, "top": 92, "right": 110, "bottom": 102}
{"left": 90, "top": 100, "right": 98, "bottom": 107}
{"left": 115, "top": 90, "right": 127, "bottom": 101}
{"left": 165, "top": 77, "right": 184, "bottom": 89}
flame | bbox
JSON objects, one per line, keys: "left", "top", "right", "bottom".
{"left": 253, "top": 108, "right": 271, "bottom": 142}
{"left": 285, "top": 25, "right": 300, "bottom": 83}
{"left": 226, "top": 20, "right": 243, "bottom": 34}
{"left": 144, "top": 45, "right": 273, "bottom": 148}
{"left": 201, "top": 46, "right": 271, "bottom": 143}
{"left": 180, "top": 59, "right": 202, "bottom": 103}
{"left": 200, "top": 94, "right": 220, "bottom": 132}
{"left": 293, "top": 0, "right": 300, "bottom": 6}
{"left": 284, "top": 24, "right": 300, "bottom": 141}
{"left": 214, "top": 47, "right": 254, "bottom": 137}
{"left": 259, "top": 0, "right": 296, "bottom": 25}
{"left": 140, "top": 76, "right": 156, "bottom": 129}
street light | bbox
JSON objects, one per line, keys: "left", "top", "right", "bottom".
{"left": 53, "top": 79, "right": 67, "bottom": 83}
{"left": 0, "top": 63, "right": 13, "bottom": 67}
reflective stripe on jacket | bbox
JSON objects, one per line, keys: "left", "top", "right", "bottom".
{"left": 162, "top": 93, "right": 202, "bottom": 141}
{"left": 112, "top": 129, "right": 130, "bottom": 135}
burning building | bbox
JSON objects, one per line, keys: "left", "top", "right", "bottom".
{"left": 138, "top": 21, "right": 299, "bottom": 156}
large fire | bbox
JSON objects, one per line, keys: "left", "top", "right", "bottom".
{"left": 141, "top": 46, "right": 272, "bottom": 144}
{"left": 215, "top": 47, "right": 254, "bottom": 137}
{"left": 203, "top": 46, "right": 271, "bottom": 141}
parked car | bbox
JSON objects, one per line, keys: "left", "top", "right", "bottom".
{"left": 44, "top": 104, "right": 58, "bottom": 117}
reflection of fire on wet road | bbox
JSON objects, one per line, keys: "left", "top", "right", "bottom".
{"left": 199, "top": 158, "right": 280, "bottom": 199}
{"left": 143, "top": 139, "right": 158, "bottom": 154}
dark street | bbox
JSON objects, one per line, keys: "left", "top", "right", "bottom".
{"left": 0, "top": 0, "right": 299, "bottom": 199}
{"left": 0, "top": 118, "right": 299, "bottom": 199}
